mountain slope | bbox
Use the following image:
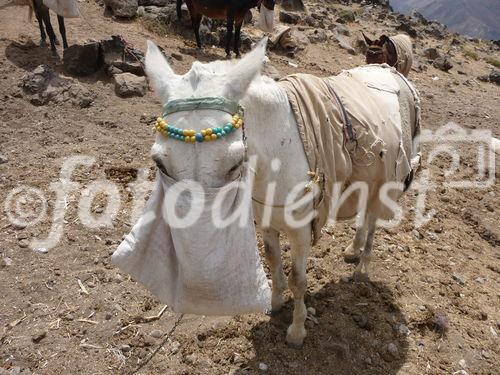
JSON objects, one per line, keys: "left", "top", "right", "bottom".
{"left": 390, "top": 0, "right": 500, "bottom": 40}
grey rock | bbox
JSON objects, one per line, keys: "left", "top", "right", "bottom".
{"left": 478, "top": 71, "right": 500, "bottom": 85}
{"left": 387, "top": 343, "right": 398, "bottom": 356}
{"left": 280, "top": 0, "right": 305, "bottom": 12}
{"left": 279, "top": 10, "right": 301, "bottom": 24}
{"left": 433, "top": 56, "right": 453, "bottom": 71}
{"left": 32, "top": 330, "right": 47, "bottom": 343}
{"left": 0, "top": 154, "right": 8, "bottom": 164}
{"left": 21, "top": 64, "right": 53, "bottom": 94}
{"left": 423, "top": 47, "right": 440, "bottom": 60}
{"left": 63, "top": 42, "right": 101, "bottom": 76}
{"left": 101, "top": 35, "right": 145, "bottom": 76}
{"left": 138, "top": 0, "right": 170, "bottom": 6}
{"left": 114, "top": 73, "right": 147, "bottom": 97}
{"left": 308, "top": 29, "right": 328, "bottom": 44}
{"left": 396, "top": 21, "right": 417, "bottom": 38}
{"left": 104, "top": 0, "right": 138, "bottom": 18}
{"left": 452, "top": 273, "right": 465, "bottom": 285}
{"left": 335, "top": 32, "right": 356, "bottom": 55}
{"left": 150, "top": 329, "right": 163, "bottom": 338}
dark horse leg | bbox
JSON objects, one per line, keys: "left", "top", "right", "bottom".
{"left": 233, "top": 18, "right": 243, "bottom": 58}
{"left": 33, "top": 4, "right": 47, "bottom": 47}
{"left": 57, "top": 15, "right": 68, "bottom": 49}
{"left": 184, "top": 0, "right": 202, "bottom": 49}
{"left": 35, "top": 1, "right": 58, "bottom": 54}
{"left": 225, "top": 13, "right": 235, "bottom": 57}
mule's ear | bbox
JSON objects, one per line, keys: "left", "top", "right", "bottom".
{"left": 145, "top": 40, "right": 178, "bottom": 102}
{"left": 380, "top": 34, "right": 390, "bottom": 44}
{"left": 362, "top": 32, "right": 373, "bottom": 46}
{"left": 223, "top": 38, "right": 268, "bottom": 101}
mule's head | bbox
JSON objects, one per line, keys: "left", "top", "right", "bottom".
{"left": 145, "top": 40, "right": 267, "bottom": 188}
{"left": 363, "top": 33, "right": 390, "bottom": 65}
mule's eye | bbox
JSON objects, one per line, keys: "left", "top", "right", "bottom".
{"left": 227, "top": 160, "right": 243, "bottom": 177}
{"left": 153, "top": 157, "right": 168, "bottom": 175}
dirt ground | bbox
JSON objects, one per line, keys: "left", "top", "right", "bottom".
{"left": 0, "top": 1, "right": 499, "bottom": 375}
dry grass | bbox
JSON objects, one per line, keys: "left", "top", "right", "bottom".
{"left": 485, "top": 57, "right": 500, "bottom": 68}
{"left": 462, "top": 48, "right": 479, "bottom": 61}
{"left": 139, "top": 17, "right": 170, "bottom": 37}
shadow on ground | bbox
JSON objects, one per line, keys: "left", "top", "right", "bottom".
{"left": 238, "top": 279, "right": 409, "bottom": 375}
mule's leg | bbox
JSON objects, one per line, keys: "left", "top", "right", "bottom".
{"left": 344, "top": 213, "right": 368, "bottom": 264}
{"left": 57, "top": 16, "right": 68, "bottom": 49}
{"left": 32, "top": 0, "right": 47, "bottom": 47}
{"left": 40, "top": 6, "right": 58, "bottom": 53}
{"left": 354, "top": 212, "right": 377, "bottom": 281}
{"left": 233, "top": 18, "right": 243, "bottom": 58}
{"left": 225, "top": 15, "right": 235, "bottom": 57}
{"left": 286, "top": 226, "right": 311, "bottom": 348}
{"left": 262, "top": 228, "right": 287, "bottom": 313}
{"left": 191, "top": 13, "right": 202, "bottom": 49}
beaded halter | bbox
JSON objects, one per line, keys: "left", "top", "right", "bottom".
{"left": 154, "top": 97, "right": 244, "bottom": 143}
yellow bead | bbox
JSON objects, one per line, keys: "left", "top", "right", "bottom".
{"left": 157, "top": 117, "right": 163, "bottom": 123}
{"left": 190, "top": 130, "right": 196, "bottom": 136}
{"left": 211, "top": 134, "right": 217, "bottom": 140}
{"left": 234, "top": 123, "right": 240, "bottom": 129}
{"left": 237, "top": 119, "right": 243, "bottom": 126}
{"left": 204, "top": 135, "right": 211, "bottom": 141}
{"left": 201, "top": 129, "right": 207, "bottom": 136}
{"left": 190, "top": 136, "right": 196, "bottom": 142}
{"left": 206, "top": 128, "right": 213, "bottom": 136}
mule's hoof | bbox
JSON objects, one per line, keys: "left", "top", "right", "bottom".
{"left": 286, "top": 326, "right": 306, "bottom": 348}
{"left": 286, "top": 340, "right": 304, "bottom": 349}
{"left": 344, "top": 253, "right": 360, "bottom": 264}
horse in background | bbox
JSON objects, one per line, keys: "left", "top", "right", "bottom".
{"left": 177, "top": 0, "right": 275, "bottom": 57}
{"left": 0, "top": 0, "right": 68, "bottom": 54}
{"left": 363, "top": 33, "right": 414, "bottom": 77}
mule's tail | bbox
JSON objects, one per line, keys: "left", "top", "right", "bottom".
{"left": 176, "top": 0, "right": 182, "bottom": 21}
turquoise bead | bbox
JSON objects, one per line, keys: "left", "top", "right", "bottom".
{"left": 217, "top": 133, "right": 222, "bottom": 139}
{"left": 220, "top": 130, "right": 226, "bottom": 136}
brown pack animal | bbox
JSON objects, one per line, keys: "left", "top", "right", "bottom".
{"left": 363, "top": 33, "right": 413, "bottom": 77}
{"left": 0, "top": 0, "right": 68, "bottom": 55}
{"left": 177, "top": 0, "right": 275, "bottom": 57}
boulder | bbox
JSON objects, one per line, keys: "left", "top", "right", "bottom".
{"left": 335, "top": 32, "right": 356, "bottom": 55}
{"left": 138, "top": 0, "right": 170, "bottom": 6}
{"left": 307, "top": 29, "right": 328, "bottom": 44}
{"left": 478, "top": 71, "right": 500, "bottom": 85}
{"left": 104, "top": 0, "right": 138, "bottom": 18}
{"left": 21, "top": 65, "right": 53, "bottom": 94}
{"left": 396, "top": 21, "right": 417, "bottom": 38}
{"left": 280, "top": 0, "right": 305, "bottom": 12}
{"left": 425, "top": 23, "right": 447, "bottom": 39}
{"left": 423, "top": 47, "right": 440, "bottom": 60}
{"left": 63, "top": 42, "right": 101, "bottom": 76}
{"left": 114, "top": 73, "right": 147, "bottom": 97}
{"left": 101, "top": 35, "right": 145, "bottom": 76}
{"left": 337, "top": 10, "right": 355, "bottom": 24}
{"left": 21, "top": 65, "right": 95, "bottom": 107}
{"left": 433, "top": 56, "right": 453, "bottom": 72}
{"left": 279, "top": 10, "right": 301, "bottom": 24}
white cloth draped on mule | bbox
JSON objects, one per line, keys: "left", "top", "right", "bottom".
{"left": 389, "top": 34, "right": 413, "bottom": 77}
{"left": 112, "top": 169, "right": 271, "bottom": 316}
{"left": 43, "top": 0, "right": 80, "bottom": 17}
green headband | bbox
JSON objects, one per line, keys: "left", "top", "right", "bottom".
{"left": 163, "top": 97, "right": 243, "bottom": 117}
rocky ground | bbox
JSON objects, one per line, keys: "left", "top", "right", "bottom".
{"left": 0, "top": 0, "right": 499, "bottom": 374}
